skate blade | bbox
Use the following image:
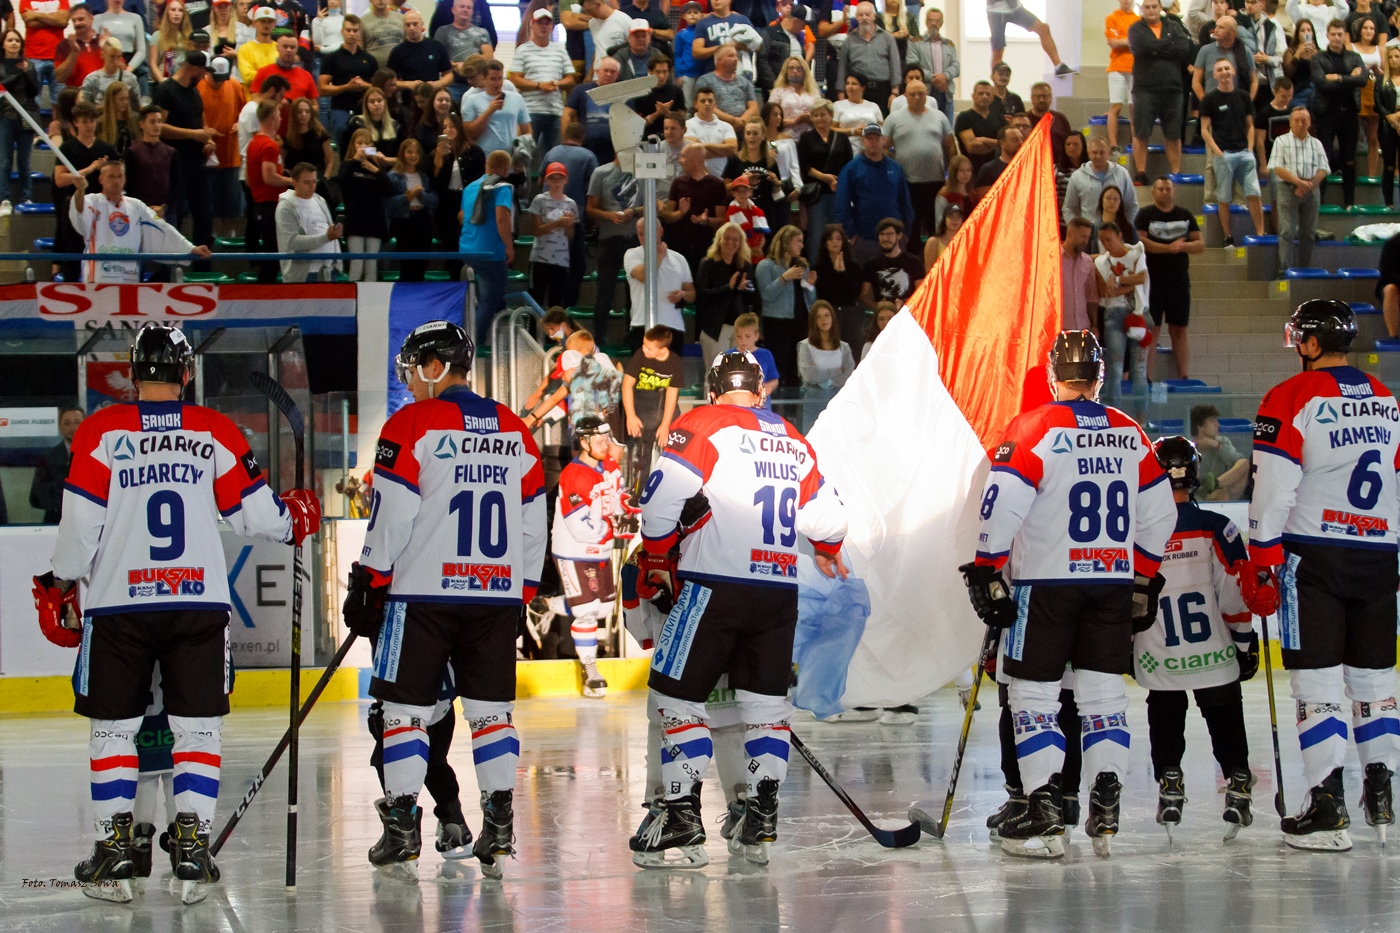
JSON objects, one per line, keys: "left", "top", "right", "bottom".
{"left": 477, "top": 854, "right": 505, "bottom": 881}
{"left": 179, "top": 879, "right": 212, "bottom": 905}
{"left": 582, "top": 686, "right": 607, "bottom": 699}
{"left": 1379, "top": 824, "right": 1388, "bottom": 847}
{"left": 1091, "top": 833, "right": 1114, "bottom": 858}
{"left": 82, "top": 878, "right": 134, "bottom": 903}
{"left": 631, "top": 845, "right": 710, "bottom": 870}
{"left": 1165, "top": 823, "right": 1174, "bottom": 845}
{"left": 374, "top": 860, "right": 421, "bottom": 884}
{"left": 133, "top": 876, "right": 147, "bottom": 896}
{"left": 1223, "top": 822, "right": 1242, "bottom": 842}
{"left": 436, "top": 844, "right": 474, "bottom": 861}
{"left": 743, "top": 841, "right": 771, "bottom": 865}
{"left": 1284, "top": 829, "right": 1353, "bottom": 852}
{"left": 1000, "top": 835, "right": 1065, "bottom": 859}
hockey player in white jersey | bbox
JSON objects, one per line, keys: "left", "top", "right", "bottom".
{"left": 344, "top": 321, "right": 547, "bottom": 881}
{"left": 69, "top": 162, "right": 211, "bottom": 283}
{"left": 630, "top": 351, "right": 848, "bottom": 867}
{"left": 1137, "top": 436, "right": 1256, "bottom": 842}
{"left": 32, "top": 323, "right": 320, "bottom": 903}
{"left": 1244, "top": 299, "right": 1400, "bottom": 851}
{"left": 962, "top": 330, "right": 1176, "bottom": 859}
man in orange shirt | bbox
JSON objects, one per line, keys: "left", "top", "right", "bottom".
{"left": 198, "top": 56, "right": 248, "bottom": 240}
{"left": 1105, "top": 0, "right": 1139, "bottom": 156}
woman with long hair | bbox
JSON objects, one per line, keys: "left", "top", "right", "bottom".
{"left": 796, "top": 101, "right": 853, "bottom": 262}
{"left": 415, "top": 87, "right": 454, "bottom": 155}
{"left": 755, "top": 224, "right": 815, "bottom": 388}
{"left": 694, "top": 221, "right": 754, "bottom": 365}
{"left": 283, "top": 97, "right": 335, "bottom": 196}
{"left": 861, "top": 300, "right": 897, "bottom": 361}
{"left": 431, "top": 111, "right": 485, "bottom": 278}
{"left": 97, "top": 81, "right": 137, "bottom": 154}
{"left": 1283, "top": 20, "right": 1319, "bottom": 111}
{"left": 924, "top": 202, "right": 963, "bottom": 268}
{"left": 208, "top": 0, "right": 239, "bottom": 56}
{"left": 1355, "top": 17, "right": 1384, "bottom": 178}
{"left": 336, "top": 127, "right": 394, "bottom": 281}
{"left": 879, "top": 0, "right": 912, "bottom": 62}
{"left": 769, "top": 56, "right": 819, "bottom": 137}
{"left": 341, "top": 86, "right": 401, "bottom": 164}
{"left": 149, "top": 0, "right": 192, "bottom": 82}
{"left": 724, "top": 118, "right": 786, "bottom": 234}
{"left": 388, "top": 138, "right": 438, "bottom": 282}
{"left": 1057, "top": 130, "right": 1089, "bottom": 221}
{"left": 812, "top": 223, "right": 864, "bottom": 357}
{"left": 1378, "top": 45, "right": 1400, "bottom": 207}
{"left": 936, "top": 154, "right": 974, "bottom": 229}
{"left": 0, "top": 29, "right": 38, "bottom": 206}
{"left": 1092, "top": 184, "right": 1138, "bottom": 250}
{"left": 797, "top": 299, "right": 855, "bottom": 391}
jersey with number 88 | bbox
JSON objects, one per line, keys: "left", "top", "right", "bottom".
{"left": 1249, "top": 366, "right": 1400, "bottom": 566}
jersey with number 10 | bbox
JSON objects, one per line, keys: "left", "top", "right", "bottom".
{"left": 1249, "top": 366, "right": 1400, "bottom": 565}
{"left": 362, "top": 385, "right": 547, "bottom": 605}
{"left": 975, "top": 400, "right": 1176, "bottom": 585}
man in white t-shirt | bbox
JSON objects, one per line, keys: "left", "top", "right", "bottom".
{"left": 624, "top": 218, "right": 695, "bottom": 345}
{"left": 1094, "top": 221, "right": 1151, "bottom": 411}
{"left": 583, "top": 0, "right": 632, "bottom": 78}
{"left": 685, "top": 87, "right": 737, "bottom": 176}
{"left": 510, "top": 8, "right": 576, "bottom": 161}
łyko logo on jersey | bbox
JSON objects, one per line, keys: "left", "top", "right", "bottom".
{"left": 1320, "top": 509, "right": 1391, "bottom": 538}
{"left": 440, "top": 562, "right": 513, "bottom": 591}
{"left": 128, "top": 567, "right": 207, "bottom": 598}
{"left": 1068, "top": 547, "right": 1130, "bottom": 573}
{"left": 750, "top": 548, "right": 798, "bottom": 578}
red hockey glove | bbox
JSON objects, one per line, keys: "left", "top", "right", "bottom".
{"left": 281, "top": 489, "right": 322, "bottom": 546}
{"left": 1235, "top": 562, "right": 1280, "bottom": 617}
{"left": 635, "top": 549, "right": 678, "bottom": 602}
{"left": 33, "top": 571, "right": 81, "bottom": 648}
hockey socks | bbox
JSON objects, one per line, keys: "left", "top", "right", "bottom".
{"left": 462, "top": 700, "right": 519, "bottom": 794}
{"left": 90, "top": 717, "right": 142, "bottom": 835}
{"left": 1292, "top": 668, "right": 1349, "bottom": 788}
{"left": 1076, "top": 671, "right": 1131, "bottom": 784}
{"left": 737, "top": 691, "right": 793, "bottom": 795}
{"left": 169, "top": 716, "right": 222, "bottom": 832}
{"left": 571, "top": 615, "right": 600, "bottom": 665}
{"left": 1346, "top": 666, "right": 1400, "bottom": 774}
{"left": 380, "top": 702, "right": 434, "bottom": 799}
{"left": 1008, "top": 680, "right": 1067, "bottom": 794}
{"left": 654, "top": 693, "right": 713, "bottom": 800}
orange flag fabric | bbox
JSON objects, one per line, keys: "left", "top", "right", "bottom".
{"left": 905, "top": 112, "right": 1063, "bottom": 448}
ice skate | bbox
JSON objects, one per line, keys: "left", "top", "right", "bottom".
{"left": 580, "top": 659, "right": 608, "bottom": 699}
{"left": 1361, "top": 763, "right": 1393, "bottom": 846}
{"left": 163, "top": 812, "right": 220, "bottom": 904}
{"left": 719, "top": 799, "right": 746, "bottom": 842}
{"left": 1156, "top": 767, "right": 1185, "bottom": 843}
{"left": 999, "top": 781, "right": 1065, "bottom": 859}
{"left": 368, "top": 796, "right": 422, "bottom": 883}
{"left": 1282, "top": 768, "right": 1352, "bottom": 852}
{"left": 878, "top": 705, "right": 918, "bottom": 725}
{"left": 821, "top": 707, "right": 878, "bottom": 723}
{"left": 1062, "top": 793, "right": 1080, "bottom": 842}
{"left": 631, "top": 790, "right": 708, "bottom": 869}
{"left": 958, "top": 688, "right": 981, "bottom": 711}
{"left": 1086, "top": 773, "right": 1122, "bottom": 858}
{"left": 75, "top": 811, "right": 135, "bottom": 903}
{"left": 1223, "top": 768, "right": 1255, "bottom": 841}
{"left": 131, "top": 822, "right": 155, "bottom": 895}
{"left": 733, "top": 778, "right": 780, "bottom": 864}
{"left": 434, "top": 813, "right": 473, "bottom": 861}
{"left": 986, "top": 785, "right": 1027, "bottom": 842}
{"left": 473, "top": 790, "right": 516, "bottom": 880}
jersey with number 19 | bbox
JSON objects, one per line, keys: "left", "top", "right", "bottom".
{"left": 975, "top": 400, "right": 1176, "bottom": 585}
{"left": 362, "top": 384, "right": 548, "bottom": 604}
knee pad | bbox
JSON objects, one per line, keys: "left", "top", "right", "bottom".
{"left": 1290, "top": 666, "right": 1344, "bottom": 705}
{"left": 569, "top": 600, "right": 608, "bottom": 627}
{"left": 1343, "top": 665, "right": 1396, "bottom": 704}
{"left": 1072, "top": 670, "right": 1128, "bottom": 717}
{"left": 650, "top": 689, "right": 708, "bottom": 725}
{"left": 91, "top": 717, "right": 144, "bottom": 743}
{"left": 459, "top": 699, "right": 512, "bottom": 725}
{"left": 735, "top": 690, "right": 792, "bottom": 725}
{"left": 1008, "top": 677, "right": 1063, "bottom": 711}
{"left": 167, "top": 715, "right": 222, "bottom": 745}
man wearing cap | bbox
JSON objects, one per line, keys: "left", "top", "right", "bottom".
{"left": 79, "top": 35, "right": 139, "bottom": 104}
{"left": 55, "top": 3, "right": 105, "bottom": 90}
{"left": 617, "top": 19, "right": 663, "bottom": 81}
{"left": 622, "top": 0, "right": 672, "bottom": 42}
{"left": 758, "top": 1, "right": 811, "bottom": 94}
{"left": 199, "top": 54, "right": 247, "bottom": 240}
{"left": 527, "top": 161, "right": 580, "bottom": 308}
{"left": 510, "top": 6, "right": 574, "bottom": 159}
{"left": 154, "top": 52, "right": 216, "bottom": 261}
{"left": 320, "top": 13, "right": 378, "bottom": 142}
{"left": 435, "top": 0, "right": 492, "bottom": 106}
{"left": 834, "top": 122, "right": 913, "bottom": 264}
{"left": 905, "top": 6, "right": 959, "bottom": 122}
{"left": 238, "top": 6, "right": 280, "bottom": 89}
{"left": 694, "top": 44, "right": 758, "bottom": 133}
{"left": 362, "top": 0, "right": 405, "bottom": 67}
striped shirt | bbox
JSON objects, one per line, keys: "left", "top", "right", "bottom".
{"left": 510, "top": 40, "right": 574, "bottom": 116}
{"left": 1266, "top": 129, "right": 1330, "bottom": 182}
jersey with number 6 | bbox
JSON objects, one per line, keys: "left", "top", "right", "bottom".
{"left": 975, "top": 400, "right": 1176, "bottom": 585}
{"left": 639, "top": 404, "right": 847, "bottom": 588}
{"left": 52, "top": 401, "right": 293, "bottom": 616}
{"left": 362, "top": 384, "right": 547, "bottom": 604}
{"left": 1249, "top": 366, "right": 1400, "bottom": 566}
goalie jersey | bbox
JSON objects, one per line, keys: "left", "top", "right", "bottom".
{"left": 52, "top": 401, "right": 292, "bottom": 616}
{"left": 639, "top": 404, "right": 847, "bottom": 588}
{"left": 69, "top": 193, "right": 195, "bottom": 284}
{"left": 1249, "top": 366, "right": 1400, "bottom": 566}
{"left": 551, "top": 457, "right": 625, "bottom": 561}
{"left": 974, "top": 400, "right": 1176, "bottom": 585}
{"left": 362, "top": 384, "right": 548, "bottom": 605}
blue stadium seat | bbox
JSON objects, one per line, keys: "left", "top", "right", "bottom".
{"left": 1242, "top": 234, "right": 1278, "bottom": 246}
{"left": 1168, "top": 173, "right": 1204, "bottom": 184}
{"left": 1376, "top": 338, "right": 1400, "bottom": 350}
{"left": 9, "top": 171, "right": 46, "bottom": 182}
{"left": 1338, "top": 267, "right": 1380, "bottom": 278}
{"left": 1148, "top": 419, "right": 1186, "bottom": 434}
{"left": 1182, "top": 145, "right": 1207, "bottom": 155}
{"left": 1284, "top": 267, "right": 1334, "bottom": 278}
{"left": 15, "top": 202, "right": 53, "bottom": 214}
{"left": 1164, "top": 379, "right": 1222, "bottom": 394}
{"left": 31, "top": 238, "right": 52, "bottom": 251}
{"left": 1217, "top": 418, "right": 1254, "bottom": 432}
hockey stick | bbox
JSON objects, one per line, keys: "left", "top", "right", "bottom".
{"left": 910, "top": 627, "right": 998, "bottom": 840}
{"left": 790, "top": 731, "right": 921, "bottom": 848}
{"left": 209, "top": 632, "right": 358, "bottom": 857}
{"left": 249, "top": 372, "right": 306, "bottom": 891}
{"left": 1259, "top": 614, "right": 1287, "bottom": 817}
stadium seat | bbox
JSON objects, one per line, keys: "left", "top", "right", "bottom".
{"left": 1284, "top": 267, "right": 1334, "bottom": 278}
{"left": 1338, "top": 268, "right": 1379, "bottom": 278}
{"left": 15, "top": 202, "right": 53, "bottom": 214}
{"left": 1376, "top": 338, "right": 1400, "bottom": 351}
{"left": 31, "top": 238, "right": 52, "bottom": 251}
{"left": 1168, "top": 173, "right": 1204, "bottom": 184}
{"left": 1163, "top": 379, "right": 1222, "bottom": 394}
{"left": 1242, "top": 234, "right": 1278, "bottom": 245}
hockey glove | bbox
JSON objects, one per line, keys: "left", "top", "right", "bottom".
{"left": 635, "top": 549, "right": 678, "bottom": 603}
{"left": 281, "top": 489, "right": 323, "bottom": 546}
{"left": 32, "top": 571, "right": 81, "bottom": 648}
{"left": 1131, "top": 572, "right": 1166, "bottom": 632}
{"left": 1236, "top": 630, "right": 1261, "bottom": 681}
{"left": 678, "top": 490, "right": 711, "bottom": 537}
{"left": 613, "top": 512, "right": 640, "bottom": 541}
{"left": 958, "top": 561, "right": 1017, "bottom": 630}
{"left": 343, "top": 562, "right": 391, "bottom": 641}
{"left": 1235, "top": 562, "right": 1280, "bottom": 618}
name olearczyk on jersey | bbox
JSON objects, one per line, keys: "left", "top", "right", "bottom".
{"left": 118, "top": 462, "right": 206, "bottom": 488}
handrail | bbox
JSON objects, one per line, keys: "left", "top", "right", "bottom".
{"left": 8, "top": 250, "right": 482, "bottom": 262}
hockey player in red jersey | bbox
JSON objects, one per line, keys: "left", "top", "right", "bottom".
{"left": 551, "top": 415, "right": 634, "bottom": 699}
{"left": 343, "top": 321, "right": 547, "bottom": 881}
{"left": 32, "top": 323, "right": 321, "bottom": 904}
{"left": 1138, "top": 436, "right": 1256, "bottom": 842}
{"left": 630, "top": 351, "right": 848, "bottom": 868}
{"left": 961, "top": 330, "right": 1176, "bottom": 859}
{"left": 1244, "top": 299, "right": 1400, "bottom": 851}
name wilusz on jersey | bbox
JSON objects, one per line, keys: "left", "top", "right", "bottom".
{"left": 441, "top": 562, "right": 512, "bottom": 591}
{"left": 128, "top": 567, "right": 206, "bottom": 597}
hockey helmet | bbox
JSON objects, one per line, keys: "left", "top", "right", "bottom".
{"left": 707, "top": 350, "right": 764, "bottom": 404}
{"left": 572, "top": 415, "right": 611, "bottom": 451}
{"left": 1153, "top": 435, "right": 1200, "bottom": 492}
{"left": 1285, "top": 299, "right": 1356, "bottom": 354}
{"left": 1047, "top": 329, "right": 1105, "bottom": 391}
{"left": 394, "top": 320, "right": 474, "bottom": 386}
{"left": 130, "top": 322, "right": 193, "bottom": 385}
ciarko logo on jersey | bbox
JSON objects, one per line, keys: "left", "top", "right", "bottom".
{"left": 434, "top": 436, "right": 459, "bottom": 459}
{"left": 112, "top": 435, "right": 136, "bottom": 461}
{"left": 1051, "top": 432, "right": 1074, "bottom": 455}
{"left": 1315, "top": 401, "right": 1339, "bottom": 424}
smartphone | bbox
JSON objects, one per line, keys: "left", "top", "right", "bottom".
{"left": 363, "top": 146, "right": 378, "bottom": 156}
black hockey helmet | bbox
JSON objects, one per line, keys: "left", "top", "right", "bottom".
{"left": 1285, "top": 299, "right": 1356, "bottom": 354}
{"left": 394, "top": 320, "right": 474, "bottom": 385}
{"left": 707, "top": 350, "right": 764, "bottom": 403}
{"left": 1047, "top": 329, "right": 1105, "bottom": 390}
{"left": 572, "top": 415, "right": 611, "bottom": 448}
{"left": 130, "top": 322, "right": 192, "bottom": 385}
{"left": 1153, "top": 435, "right": 1200, "bottom": 492}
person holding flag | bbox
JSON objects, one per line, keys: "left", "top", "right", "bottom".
{"left": 69, "top": 160, "right": 212, "bottom": 282}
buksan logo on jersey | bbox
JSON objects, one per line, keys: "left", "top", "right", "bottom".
{"left": 128, "top": 567, "right": 206, "bottom": 598}
{"left": 1320, "top": 509, "right": 1391, "bottom": 538}
{"left": 1068, "top": 547, "right": 1130, "bottom": 574}
{"left": 750, "top": 549, "right": 798, "bottom": 578}
{"left": 441, "top": 562, "right": 513, "bottom": 592}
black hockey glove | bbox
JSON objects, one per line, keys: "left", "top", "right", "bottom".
{"left": 958, "top": 561, "right": 1017, "bottom": 630}
{"left": 344, "top": 562, "right": 390, "bottom": 641}
{"left": 1131, "top": 572, "right": 1166, "bottom": 633}
{"left": 678, "top": 490, "right": 711, "bottom": 536}
{"left": 1236, "top": 630, "right": 1260, "bottom": 681}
